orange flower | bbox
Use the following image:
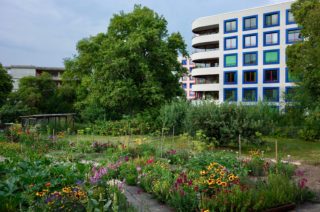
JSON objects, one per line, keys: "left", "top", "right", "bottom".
{"left": 45, "top": 182, "right": 51, "bottom": 187}
{"left": 221, "top": 182, "right": 227, "bottom": 187}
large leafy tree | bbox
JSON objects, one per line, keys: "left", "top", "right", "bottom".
{"left": 64, "top": 5, "right": 187, "bottom": 121}
{"left": 0, "top": 63, "right": 13, "bottom": 107}
{"left": 287, "top": 0, "right": 320, "bottom": 109}
{"left": 286, "top": 0, "right": 320, "bottom": 140}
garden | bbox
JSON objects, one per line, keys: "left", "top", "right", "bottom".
{"left": 0, "top": 121, "right": 319, "bottom": 212}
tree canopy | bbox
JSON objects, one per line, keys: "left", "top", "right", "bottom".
{"left": 287, "top": 0, "right": 320, "bottom": 109}
{"left": 63, "top": 5, "right": 188, "bottom": 121}
{"left": 0, "top": 63, "right": 13, "bottom": 107}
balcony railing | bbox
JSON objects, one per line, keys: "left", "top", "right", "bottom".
{"left": 193, "top": 30, "right": 219, "bottom": 38}
{"left": 192, "top": 48, "right": 219, "bottom": 54}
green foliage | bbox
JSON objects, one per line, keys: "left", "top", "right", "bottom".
{"left": 0, "top": 63, "right": 13, "bottom": 108}
{"left": 286, "top": 0, "right": 320, "bottom": 140}
{"left": 119, "top": 162, "right": 138, "bottom": 185}
{"left": 63, "top": 5, "right": 188, "bottom": 121}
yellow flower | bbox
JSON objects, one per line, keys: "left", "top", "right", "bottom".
{"left": 201, "top": 209, "right": 210, "bottom": 212}
{"left": 62, "top": 187, "right": 71, "bottom": 193}
{"left": 200, "top": 170, "right": 207, "bottom": 175}
{"left": 36, "top": 191, "right": 45, "bottom": 197}
{"left": 221, "top": 182, "right": 227, "bottom": 187}
{"left": 228, "top": 176, "right": 235, "bottom": 181}
{"left": 216, "top": 179, "right": 222, "bottom": 185}
{"left": 207, "top": 179, "right": 215, "bottom": 185}
{"left": 210, "top": 174, "right": 215, "bottom": 179}
{"left": 220, "top": 171, "right": 226, "bottom": 176}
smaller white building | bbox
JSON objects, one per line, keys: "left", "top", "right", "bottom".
{"left": 5, "top": 65, "right": 65, "bottom": 90}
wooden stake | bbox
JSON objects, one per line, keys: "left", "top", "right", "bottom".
{"left": 238, "top": 134, "right": 241, "bottom": 158}
{"left": 275, "top": 140, "right": 278, "bottom": 174}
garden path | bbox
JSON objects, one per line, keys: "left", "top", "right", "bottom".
{"left": 123, "top": 184, "right": 174, "bottom": 212}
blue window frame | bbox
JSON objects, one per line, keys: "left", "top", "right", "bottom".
{"left": 263, "top": 30, "right": 280, "bottom": 46}
{"left": 182, "top": 59, "right": 187, "bottom": 65}
{"left": 243, "top": 33, "right": 258, "bottom": 49}
{"left": 243, "top": 51, "right": 258, "bottom": 66}
{"left": 224, "top": 71, "right": 237, "bottom": 85}
{"left": 285, "top": 86, "right": 295, "bottom": 102}
{"left": 286, "top": 28, "right": 302, "bottom": 44}
{"left": 224, "top": 88, "right": 238, "bottom": 102}
{"left": 263, "top": 11, "right": 280, "bottom": 28}
{"left": 263, "top": 87, "right": 279, "bottom": 102}
{"left": 224, "top": 53, "right": 238, "bottom": 68}
{"left": 243, "top": 15, "right": 258, "bottom": 31}
{"left": 224, "top": 18, "right": 238, "bottom": 34}
{"left": 224, "top": 36, "right": 238, "bottom": 50}
{"left": 286, "top": 68, "right": 298, "bottom": 83}
{"left": 286, "top": 9, "right": 295, "bottom": 25}
{"left": 190, "top": 83, "right": 193, "bottom": 89}
{"left": 243, "top": 70, "right": 258, "bottom": 84}
{"left": 242, "top": 88, "right": 258, "bottom": 102}
{"left": 263, "top": 68, "right": 279, "bottom": 83}
{"left": 263, "top": 49, "right": 280, "bottom": 65}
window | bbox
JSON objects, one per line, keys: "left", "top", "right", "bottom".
{"left": 264, "top": 68, "right": 279, "bottom": 83}
{"left": 286, "top": 28, "right": 302, "bottom": 44}
{"left": 190, "top": 83, "right": 193, "bottom": 88}
{"left": 263, "top": 50, "right": 280, "bottom": 65}
{"left": 224, "top": 19, "right": 237, "bottom": 33}
{"left": 243, "top": 70, "right": 257, "bottom": 84}
{"left": 264, "top": 31, "right": 280, "bottom": 46}
{"left": 243, "top": 52, "right": 258, "bottom": 66}
{"left": 286, "top": 10, "right": 295, "bottom": 24}
{"left": 224, "top": 88, "right": 237, "bottom": 102}
{"left": 243, "top": 33, "right": 258, "bottom": 48}
{"left": 182, "top": 83, "right": 187, "bottom": 89}
{"left": 285, "top": 87, "right": 295, "bottom": 102}
{"left": 189, "top": 91, "right": 195, "bottom": 97}
{"left": 224, "top": 71, "right": 237, "bottom": 84}
{"left": 182, "top": 59, "right": 187, "bottom": 65}
{"left": 286, "top": 68, "right": 298, "bottom": 82}
{"left": 243, "top": 88, "right": 258, "bottom": 102}
{"left": 224, "top": 54, "right": 237, "bottom": 67}
{"left": 243, "top": 15, "right": 258, "bottom": 31}
{"left": 263, "top": 87, "right": 279, "bottom": 102}
{"left": 189, "top": 76, "right": 193, "bottom": 80}
{"left": 224, "top": 36, "right": 237, "bottom": 50}
{"left": 264, "top": 11, "right": 280, "bottom": 28}
{"left": 189, "top": 67, "right": 193, "bottom": 73}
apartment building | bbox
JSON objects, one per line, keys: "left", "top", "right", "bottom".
{"left": 5, "top": 65, "right": 65, "bottom": 90}
{"left": 179, "top": 57, "right": 196, "bottom": 100}
{"left": 191, "top": 0, "right": 300, "bottom": 108}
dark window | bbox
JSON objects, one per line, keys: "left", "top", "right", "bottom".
{"left": 243, "top": 88, "right": 257, "bottom": 102}
{"left": 263, "top": 88, "right": 279, "bottom": 102}
{"left": 224, "top": 71, "right": 237, "bottom": 84}
{"left": 264, "top": 69, "right": 279, "bottom": 83}
{"left": 182, "top": 83, "right": 187, "bottom": 89}
{"left": 244, "top": 17, "right": 257, "bottom": 30}
{"left": 265, "top": 12, "right": 279, "bottom": 27}
{"left": 224, "top": 89, "right": 237, "bottom": 101}
{"left": 243, "top": 70, "right": 257, "bottom": 83}
{"left": 244, "top": 52, "right": 257, "bottom": 66}
{"left": 287, "top": 29, "right": 302, "bottom": 43}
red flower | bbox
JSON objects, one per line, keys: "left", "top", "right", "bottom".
{"left": 45, "top": 182, "right": 51, "bottom": 187}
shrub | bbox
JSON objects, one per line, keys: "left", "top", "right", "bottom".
{"left": 119, "top": 162, "right": 138, "bottom": 185}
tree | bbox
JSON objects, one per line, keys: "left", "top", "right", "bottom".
{"left": 0, "top": 63, "right": 13, "bottom": 107}
{"left": 64, "top": 5, "right": 188, "bottom": 121}
{"left": 287, "top": 0, "right": 320, "bottom": 109}
{"left": 286, "top": 0, "right": 320, "bottom": 140}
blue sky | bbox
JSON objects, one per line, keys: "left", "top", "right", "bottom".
{"left": 0, "top": 0, "right": 289, "bottom": 67}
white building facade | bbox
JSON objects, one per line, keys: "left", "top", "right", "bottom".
{"left": 179, "top": 57, "right": 196, "bottom": 100}
{"left": 5, "top": 65, "right": 65, "bottom": 90}
{"left": 191, "top": 1, "right": 300, "bottom": 108}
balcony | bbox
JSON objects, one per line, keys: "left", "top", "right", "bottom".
{"left": 192, "top": 83, "right": 220, "bottom": 92}
{"left": 192, "top": 34, "right": 220, "bottom": 48}
{"left": 192, "top": 16, "right": 220, "bottom": 33}
{"left": 191, "top": 49, "right": 220, "bottom": 63}
{"left": 192, "top": 67, "right": 220, "bottom": 77}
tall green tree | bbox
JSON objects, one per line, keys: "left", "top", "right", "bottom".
{"left": 64, "top": 5, "right": 188, "bottom": 121}
{"left": 0, "top": 63, "right": 13, "bottom": 107}
{"left": 286, "top": 0, "right": 320, "bottom": 140}
{"left": 287, "top": 0, "right": 320, "bottom": 109}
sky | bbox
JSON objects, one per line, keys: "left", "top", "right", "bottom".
{"left": 0, "top": 0, "right": 290, "bottom": 67}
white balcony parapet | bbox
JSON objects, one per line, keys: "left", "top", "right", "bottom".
{"left": 192, "top": 83, "right": 220, "bottom": 92}
{"left": 191, "top": 50, "right": 220, "bottom": 62}
{"left": 192, "top": 67, "right": 220, "bottom": 77}
{"left": 192, "top": 34, "right": 220, "bottom": 48}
